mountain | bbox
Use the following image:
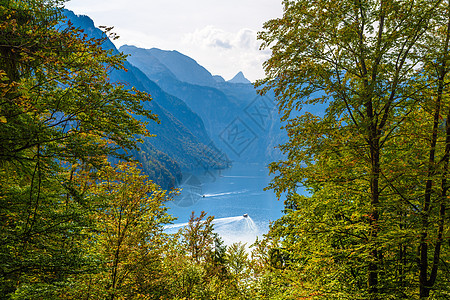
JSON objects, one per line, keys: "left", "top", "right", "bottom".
{"left": 120, "top": 45, "right": 241, "bottom": 136}
{"left": 213, "top": 75, "right": 225, "bottom": 83}
{"left": 228, "top": 71, "right": 251, "bottom": 84}
{"left": 121, "top": 45, "right": 218, "bottom": 87}
{"left": 63, "top": 10, "right": 230, "bottom": 188}
{"left": 120, "top": 45, "right": 286, "bottom": 163}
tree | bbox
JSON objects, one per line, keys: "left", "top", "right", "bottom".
{"left": 226, "top": 242, "right": 248, "bottom": 277}
{"left": 182, "top": 211, "right": 216, "bottom": 264}
{"left": 258, "top": 0, "right": 450, "bottom": 298}
{"left": 161, "top": 212, "right": 247, "bottom": 300}
{"left": 65, "top": 162, "right": 174, "bottom": 300}
{"left": 414, "top": 5, "right": 450, "bottom": 297}
{"left": 0, "top": 1, "right": 155, "bottom": 297}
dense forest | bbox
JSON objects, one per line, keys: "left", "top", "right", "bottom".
{"left": 1, "top": 0, "right": 449, "bottom": 299}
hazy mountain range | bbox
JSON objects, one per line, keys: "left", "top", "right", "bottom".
{"left": 64, "top": 10, "right": 287, "bottom": 188}
{"left": 120, "top": 45, "right": 285, "bottom": 163}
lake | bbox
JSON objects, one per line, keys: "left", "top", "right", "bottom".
{"left": 165, "top": 162, "right": 285, "bottom": 246}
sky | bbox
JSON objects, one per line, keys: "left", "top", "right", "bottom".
{"left": 64, "top": 0, "right": 284, "bottom": 82}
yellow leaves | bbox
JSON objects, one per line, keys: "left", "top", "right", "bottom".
{"left": 70, "top": 160, "right": 175, "bottom": 297}
{"left": 0, "top": 70, "right": 8, "bottom": 81}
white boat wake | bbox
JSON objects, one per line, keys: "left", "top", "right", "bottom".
{"left": 202, "top": 189, "right": 249, "bottom": 198}
{"left": 165, "top": 214, "right": 258, "bottom": 233}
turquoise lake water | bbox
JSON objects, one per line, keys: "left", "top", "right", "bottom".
{"left": 166, "top": 162, "right": 285, "bottom": 246}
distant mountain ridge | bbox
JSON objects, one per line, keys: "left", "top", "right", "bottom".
{"left": 63, "top": 10, "right": 230, "bottom": 188}
{"left": 65, "top": 8, "right": 290, "bottom": 178}
{"left": 120, "top": 45, "right": 241, "bottom": 134}
{"left": 121, "top": 45, "right": 218, "bottom": 87}
{"left": 213, "top": 75, "right": 225, "bottom": 83}
{"left": 120, "top": 45, "right": 287, "bottom": 163}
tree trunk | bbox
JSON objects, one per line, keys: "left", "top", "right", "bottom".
{"left": 368, "top": 134, "right": 380, "bottom": 299}
{"left": 419, "top": 9, "right": 450, "bottom": 297}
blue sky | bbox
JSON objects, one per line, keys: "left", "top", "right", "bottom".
{"left": 65, "top": 0, "right": 283, "bottom": 82}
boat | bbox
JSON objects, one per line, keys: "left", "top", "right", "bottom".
{"left": 243, "top": 213, "right": 248, "bottom": 218}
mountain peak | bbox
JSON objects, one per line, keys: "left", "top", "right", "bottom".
{"left": 213, "top": 75, "right": 225, "bottom": 83}
{"left": 228, "top": 71, "right": 251, "bottom": 84}
{"left": 144, "top": 47, "right": 217, "bottom": 87}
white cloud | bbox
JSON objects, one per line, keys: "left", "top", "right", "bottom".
{"left": 184, "top": 26, "right": 233, "bottom": 49}
{"left": 180, "top": 26, "right": 270, "bottom": 81}
{"left": 65, "top": 0, "right": 283, "bottom": 82}
{"left": 235, "top": 29, "right": 257, "bottom": 49}
{"left": 184, "top": 26, "right": 260, "bottom": 51}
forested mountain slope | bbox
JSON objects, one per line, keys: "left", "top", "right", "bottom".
{"left": 120, "top": 45, "right": 287, "bottom": 163}
{"left": 64, "top": 10, "right": 229, "bottom": 188}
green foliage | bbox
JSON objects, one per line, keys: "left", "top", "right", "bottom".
{"left": 257, "top": 0, "right": 450, "bottom": 299}
{"left": 132, "top": 141, "right": 182, "bottom": 190}
{"left": 0, "top": 2, "right": 268, "bottom": 300}
{"left": 0, "top": 1, "right": 282, "bottom": 300}
{"left": 63, "top": 161, "right": 174, "bottom": 299}
{"left": 226, "top": 242, "right": 248, "bottom": 276}
{"left": 182, "top": 211, "right": 216, "bottom": 264}
{"left": 0, "top": 0, "right": 156, "bottom": 298}
{"left": 8, "top": 0, "right": 449, "bottom": 299}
